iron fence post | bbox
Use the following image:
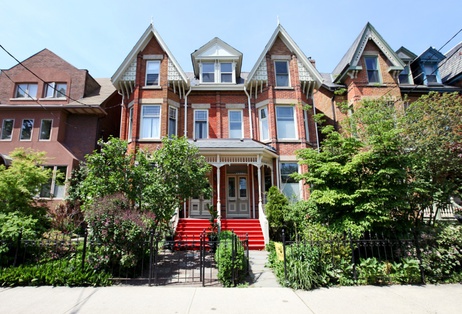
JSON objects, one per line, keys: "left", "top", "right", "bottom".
{"left": 13, "top": 230, "right": 22, "bottom": 267}
{"left": 348, "top": 230, "right": 357, "bottom": 282}
{"left": 81, "top": 229, "right": 88, "bottom": 270}
{"left": 282, "top": 229, "right": 287, "bottom": 283}
{"left": 148, "top": 230, "right": 154, "bottom": 286}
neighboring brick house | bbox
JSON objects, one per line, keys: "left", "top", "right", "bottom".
{"left": 0, "top": 49, "right": 121, "bottom": 209}
{"left": 111, "top": 23, "right": 323, "bottom": 232}
{"left": 314, "top": 22, "right": 462, "bottom": 129}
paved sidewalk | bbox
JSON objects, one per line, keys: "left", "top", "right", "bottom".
{"left": 1, "top": 284, "right": 461, "bottom": 313}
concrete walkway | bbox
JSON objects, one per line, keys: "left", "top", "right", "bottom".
{"left": 1, "top": 284, "right": 461, "bottom": 313}
{"left": 248, "top": 250, "right": 280, "bottom": 287}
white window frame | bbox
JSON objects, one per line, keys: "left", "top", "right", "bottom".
{"left": 20, "top": 119, "right": 34, "bottom": 141}
{"left": 228, "top": 110, "right": 243, "bottom": 138}
{"left": 280, "top": 162, "right": 300, "bottom": 201}
{"left": 39, "top": 165, "right": 67, "bottom": 199}
{"left": 44, "top": 82, "right": 67, "bottom": 98}
{"left": 145, "top": 60, "right": 160, "bottom": 86}
{"left": 168, "top": 106, "right": 178, "bottom": 138}
{"left": 140, "top": 105, "right": 161, "bottom": 139}
{"left": 201, "top": 62, "right": 215, "bottom": 83}
{"left": 220, "top": 62, "right": 233, "bottom": 83}
{"left": 1, "top": 119, "right": 14, "bottom": 141}
{"left": 127, "top": 106, "right": 134, "bottom": 142}
{"left": 259, "top": 107, "right": 269, "bottom": 141}
{"left": 364, "top": 56, "right": 381, "bottom": 83}
{"left": 39, "top": 119, "right": 52, "bottom": 141}
{"left": 274, "top": 60, "right": 290, "bottom": 87}
{"left": 15, "top": 83, "right": 38, "bottom": 99}
{"left": 194, "top": 109, "right": 208, "bottom": 139}
{"left": 276, "top": 106, "right": 297, "bottom": 140}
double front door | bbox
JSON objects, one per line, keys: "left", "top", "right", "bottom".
{"left": 227, "top": 175, "right": 249, "bottom": 218}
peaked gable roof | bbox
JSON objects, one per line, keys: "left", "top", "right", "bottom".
{"left": 191, "top": 37, "right": 243, "bottom": 78}
{"left": 439, "top": 42, "right": 462, "bottom": 84}
{"left": 333, "top": 22, "right": 404, "bottom": 83}
{"left": 111, "top": 24, "right": 189, "bottom": 95}
{"left": 245, "top": 24, "right": 323, "bottom": 92}
{"left": 396, "top": 46, "right": 417, "bottom": 62}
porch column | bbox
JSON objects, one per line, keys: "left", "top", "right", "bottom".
{"left": 210, "top": 155, "right": 228, "bottom": 231}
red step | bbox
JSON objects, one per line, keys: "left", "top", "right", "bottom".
{"left": 174, "top": 218, "right": 265, "bottom": 250}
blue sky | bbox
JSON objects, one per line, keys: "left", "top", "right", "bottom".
{"left": 1, "top": 0, "right": 461, "bottom": 78}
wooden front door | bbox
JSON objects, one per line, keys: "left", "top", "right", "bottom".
{"left": 226, "top": 175, "right": 249, "bottom": 218}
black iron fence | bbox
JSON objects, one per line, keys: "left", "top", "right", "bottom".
{"left": 1, "top": 230, "right": 249, "bottom": 287}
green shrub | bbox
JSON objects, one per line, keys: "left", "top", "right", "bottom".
{"left": 215, "top": 232, "right": 247, "bottom": 287}
{"left": 0, "top": 259, "right": 111, "bottom": 287}
{"left": 390, "top": 258, "right": 421, "bottom": 284}
{"left": 357, "top": 257, "right": 389, "bottom": 285}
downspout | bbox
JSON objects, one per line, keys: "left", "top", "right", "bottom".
{"left": 117, "top": 90, "right": 125, "bottom": 139}
{"left": 244, "top": 85, "right": 253, "bottom": 139}
{"left": 184, "top": 86, "right": 192, "bottom": 137}
{"left": 311, "top": 95, "right": 320, "bottom": 152}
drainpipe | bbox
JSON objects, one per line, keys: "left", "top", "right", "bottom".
{"left": 117, "top": 90, "right": 125, "bottom": 139}
{"left": 184, "top": 86, "right": 192, "bottom": 137}
{"left": 244, "top": 86, "right": 253, "bottom": 139}
{"left": 311, "top": 95, "right": 320, "bottom": 152}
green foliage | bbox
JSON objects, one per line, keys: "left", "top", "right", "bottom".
{"left": 85, "top": 193, "right": 155, "bottom": 270}
{"left": 0, "top": 260, "right": 111, "bottom": 287}
{"left": 0, "top": 212, "right": 38, "bottom": 256}
{"left": 215, "top": 232, "right": 247, "bottom": 287}
{"left": 420, "top": 223, "right": 462, "bottom": 283}
{"left": 266, "top": 186, "right": 289, "bottom": 239}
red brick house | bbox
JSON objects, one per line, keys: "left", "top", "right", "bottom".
{"left": 0, "top": 49, "right": 121, "bottom": 209}
{"left": 111, "top": 24, "right": 323, "bottom": 246}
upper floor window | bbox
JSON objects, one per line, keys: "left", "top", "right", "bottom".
{"left": 221, "top": 63, "right": 232, "bottom": 83}
{"left": 202, "top": 62, "right": 215, "bottom": 83}
{"left": 194, "top": 110, "right": 208, "bottom": 139}
{"left": 259, "top": 107, "right": 269, "bottom": 141}
{"left": 40, "top": 166, "right": 67, "bottom": 199}
{"left": 146, "top": 61, "right": 160, "bottom": 86}
{"left": 39, "top": 119, "right": 52, "bottom": 140}
{"left": 168, "top": 106, "right": 178, "bottom": 138}
{"left": 364, "top": 56, "right": 380, "bottom": 83}
{"left": 423, "top": 63, "right": 440, "bottom": 84}
{"left": 280, "top": 162, "right": 300, "bottom": 201}
{"left": 15, "top": 83, "right": 38, "bottom": 99}
{"left": 140, "top": 105, "right": 161, "bottom": 139}
{"left": 228, "top": 110, "right": 243, "bottom": 138}
{"left": 276, "top": 106, "right": 296, "bottom": 139}
{"left": 275, "top": 61, "right": 290, "bottom": 87}
{"left": 45, "top": 82, "right": 67, "bottom": 98}
{"left": 399, "top": 64, "right": 411, "bottom": 84}
{"left": 1, "top": 119, "right": 14, "bottom": 140}
{"left": 20, "top": 119, "right": 34, "bottom": 141}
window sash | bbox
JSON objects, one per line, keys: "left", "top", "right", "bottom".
{"left": 280, "top": 162, "right": 300, "bottom": 200}
{"left": 140, "top": 105, "right": 161, "bottom": 139}
{"left": 276, "top": 107, "right": 296, "bottom": 139}
{"left": 15, "top": 83, "right": 38, "bottom": 98}
{"left": 275, "top": 61, "right": 289, "bottom": 87}
{"left": 229, "top": 110, "right": 242, "bottom": 138}
{"left": 20, "top": 119, "right": 34, "bottom": 140}
{"left": 127, "top": 107, "right": 134, "bottom": 141}
{"left": 146, "top": 61, "right": 160, "bottom": 86}
{"left": 365, "top": 56, "right": 380, "bottom": 83}
{"left": 202, "top": 63, "right": 215, "bottom": 83}
{"left": 220, "top": 63, "right": 232, "bottom": 83}
{"left": 1, "top": 119, "right": 14, "bottom": 140}
{"left": 45, "top": 82, "right": 67, "bottom": 98}
{"left": 39, "top": 119, "right": 52, "bottom": 140}
{"left": 40, "top": 166, "right": 67, "bottom": 199}
{"left": 194, "top": 110, "right": 208, "bottom": 139}
{"left": 168, "top": 107, "right": 177, "bottom": 137}
{"left": 259, "top": 108, "right": 269, "bottom": 140}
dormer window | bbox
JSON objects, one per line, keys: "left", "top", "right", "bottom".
{"left": 275, "top": 61, "right": 290, "bottom": 87}
{"left": 399, "top": 64, "right": 411, "bottom": 84}
{"left": 15, "top": 83, "right": 38, "bottom": 99}
{"left": 45, "top": 82, "right": 67, "bottom": 98}
{"left": 146, "top": 60, "right": 160, "bottom": 86}
{"left": 202, "top": 62, "right": 215, "bottom": 83}
{"left": 423, "top": 63, "right": 440, "bottom": 84}
{"left": 364, "top": 56, "right": 380, "bottom": 83}
{"left": 200, "top": 61, "right": 235, "bottom": 84}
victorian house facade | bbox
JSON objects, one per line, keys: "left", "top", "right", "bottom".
{"left": 0, "top": 49, "right": 121, "bottom": 209}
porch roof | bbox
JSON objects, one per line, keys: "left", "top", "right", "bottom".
{"left": 190, "top": 139, "right": 278, "bottom": 161}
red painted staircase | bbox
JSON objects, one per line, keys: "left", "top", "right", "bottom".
{"left": 174, "top": 218, "right": 265, "bottom": 250}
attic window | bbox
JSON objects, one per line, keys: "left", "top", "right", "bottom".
{"left": 423, "top": 63, "right": 440, "bottom": 84}
{"left": 146, "top": 61, "right": 160, "bottom": 86}
{"left": 200, "top": 61, "right": 235, "bottom": 83}
{"left": 202, "top": 63, "right": 215, "bottom": 83}
{"left": 364, "top": 56, "right": 380, "bottom": 83}
{"left": 275, "top": 61, "right": 290, "bottom": 87}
